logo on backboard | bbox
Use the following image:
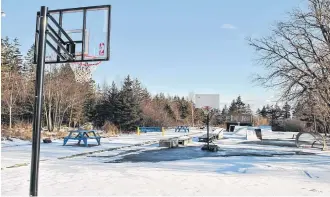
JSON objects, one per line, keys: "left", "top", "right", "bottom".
{"left": 99, "top": 43, "right": 105, "bottom": 56}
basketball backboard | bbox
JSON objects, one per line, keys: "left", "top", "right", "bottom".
{"left": 34, "top": 5, "right": 111, "bottom": 64}
{"left": 195, "top": 94, "right": 220, "bottom": 110}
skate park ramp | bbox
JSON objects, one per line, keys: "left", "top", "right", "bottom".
{"left": 224, "top": 126, "right": 259, "bottom": 140}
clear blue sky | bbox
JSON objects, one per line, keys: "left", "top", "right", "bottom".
{"left": 1, "top": 0, "right": 305, "bottom": 110}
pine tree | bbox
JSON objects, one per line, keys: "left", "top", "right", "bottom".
{"left": 91, "top": 83, "right": 110, "bottom": 127}
{"left": 221, "top": 105, "right": 229, "bottom": 116}
{"left": 221, "top": 105, "right": 229, "bottom": 122}
{"left": 164, "top": 102, "right": 176, "bottom": 120}
{"left": 282, "top": 102, "right": 291, "bottom": 119}
{"left": 106, "top": 81, "right": 121, "bottom": 125}
{"left": 256, "top": 108, "right": 261, "bottom": 115}
{"left": 118, "top": 75, "right": 142, "bottom": 131}
{"left": 84, "top": 83, "right": 98, "bottom": 124}
{"left": 22, "top": 44, "right": 35, "bottom": 78}
{"left": 228, "top": 99, "right": 237, "bottom": 115}
{"left": 228, "top": 96, "right": 248, "bottom": 115}
{"left": 132, "top": 78, "right": 150, "bottom": 102}
{"left": 245, "top": 104, "right": 252, "bottom": 115}
{"left": 267, "top": 105, "right": 283, "bottom": 125}
{"left": 210, "top": 109, "right": 222, "bottom": 125}
{"left": 235, "top": 96, "right": 246, "bottom": 114}
{"left": 1, "top": 37, "right": 23, "bottom": 72}
{"left": 259, "top": 106, "right": 268, "bottom": 117}
{"left": 179, "top": 97, "right": 189, "bottom": 120}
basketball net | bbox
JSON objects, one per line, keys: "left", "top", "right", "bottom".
{"left": 202, "top": 106, "right": 212, "bottom": 115}
{"left": 45, "top": 54, "right": 101, "bottom": 83}
{"left": 69, "top": 54, "right": 101, "bottom": 83}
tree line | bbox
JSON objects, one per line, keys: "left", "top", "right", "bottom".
{"left": 1, "top": 39, "right": 257, "bottom": 133}
{"left": 0, "top": 37, "right": 199, "bottom": 132}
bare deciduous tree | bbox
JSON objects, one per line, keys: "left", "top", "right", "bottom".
{"left": 248, "top": 0, "right": 330, "bottom": 104}
{"left": 249, "top": 0, "right": 330, "bottom": 133}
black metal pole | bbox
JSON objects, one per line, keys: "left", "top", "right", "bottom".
{"left": 206, "top": 112, "right": 209, "bottom": 149}
{"left": 30, "top": 6, "right": 48, "bottom": 197}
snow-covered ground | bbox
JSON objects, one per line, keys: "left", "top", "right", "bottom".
{"left": 2, "top": 129, "right": 330, "bottom": 196}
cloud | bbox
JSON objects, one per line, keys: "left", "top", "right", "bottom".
{"left": 221, "top": 24, "right": 237, "bottom": 30}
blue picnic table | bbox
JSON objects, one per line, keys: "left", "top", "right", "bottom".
{"left": 175, "top": 126, "right": 189, "bottom": 133}
{"left": 63, "top": 129, "right": 101, "bottom": 147}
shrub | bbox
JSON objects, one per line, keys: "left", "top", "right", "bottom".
{"left": 272, "top": 119, "right": 305, "bottom": 132}
{"left": 82, "top": 122, "right": 94, "bottom": 130}
{"left": 283, "top": 119, "right": 306, "bottom": 132}
{"left": 102, "top": 121, "right": 119, "bottom": 136}
{"left": 1, "top": 122, "right": 69, "bottom": 141}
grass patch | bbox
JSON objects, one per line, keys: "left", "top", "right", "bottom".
{"left": 6, "top": 163, "right": 29, "bottom": 168}
{"left": 1, "top": 123, "right": 69, "bottom": 141}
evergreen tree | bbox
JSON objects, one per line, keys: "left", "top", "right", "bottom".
{"left": 179, "top": 97, "right": 189, "bottom": 120}
{"left": 267, "top": 105, "right": 283, "bottom": 125}
{"left": 132, "top": 78, "right": 150, "bottom": 102}
{"left": 235, "top": 96, "right": 246, "bottom": 114}
{"left": 228, "top": 96, "right": 247, "bottom": 115}
{"left": 210, "top": 109, "right": 222, "bottom": 125}
{"left": 118, "top": 75, "right": 141, "bottom": 131}
{"left": 221, "top": 105, "right": 229, "bottom": 116}
{"left": 282, "top": 102, "right": 291, "bottom": 119}
{"left": 221, "top": 105, "right": 229, "bottom": 122}
{"left": 22, "top": 44, "right": 35, "bottom": 78}
{"left": 106, "top": 81, "right": 121, "bottom": 125}
{"left": 83, "top": 89, "right": 97, "bottom": 124}
{"left": 1, "top": 37, "right": 23, "bottom": 72}
{"left": 164, "top": 103, "right": 175, "bottom": 120}
{"left": 228, "top": 99, "right": 237, "bottom": 114}
{"left": 245, "top": 104, "right": 252, "bottom": 115}
{"left": 259, "top": 106, "right": 268, "bottom": 117}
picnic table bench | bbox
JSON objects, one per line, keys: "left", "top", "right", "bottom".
{"left": 175, "top": 126, "right": 189, "bottom": 133}
{"left": 137, "top": 127, "right": 165, "bottom": 136}
{"left": 139, "top": 127, "right": 162, "bottom": 133}
{"left": 63, "top": 129, "right": 101, "bottom": 147}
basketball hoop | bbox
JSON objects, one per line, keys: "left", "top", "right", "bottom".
{"left": 202, "top": 106, "right": 212, "bottom": 114}
{"left": 72, "top": 54, "right": 102, "bottom": 66}
{"left": 70, "top": 54, "right": 102, "bottom": 83}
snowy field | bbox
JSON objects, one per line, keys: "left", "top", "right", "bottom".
{"left": 2, "top": 128, "right": 330, "bottom": 196}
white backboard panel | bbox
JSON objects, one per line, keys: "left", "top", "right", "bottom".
{"left": 195, "top": 94, "right": 220, "bottom": 109}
